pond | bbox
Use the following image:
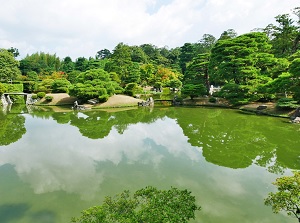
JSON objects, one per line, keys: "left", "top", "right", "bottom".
{"left": 0, "top": 104, "right": 299, "bottom": 223}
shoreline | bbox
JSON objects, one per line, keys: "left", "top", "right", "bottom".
{"left": 29, "top": 93, "right": 297, "bottom": 119}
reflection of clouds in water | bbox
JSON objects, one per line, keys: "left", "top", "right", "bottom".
{"left": 87, "top": 118, "right": 200, "bottom": 164}
{"left": 209, "top": 169, "right": 247, "bottom": 197}
{"left": 0, "top": 116, "right": 200, "bottom": 199}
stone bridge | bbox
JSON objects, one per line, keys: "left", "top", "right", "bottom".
{"left": 1, "top": 92, "right": 33, "bottom": 105}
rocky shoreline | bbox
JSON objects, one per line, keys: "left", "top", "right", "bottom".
{"left": 18, "top": 93, "right": 300, "bottom": 122}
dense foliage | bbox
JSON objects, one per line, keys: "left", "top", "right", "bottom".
{"left": 1, "top": 6, "right": 300, "bottom": 106}
{"left": 0, "top": 49, "right": 21, "bottom": 82}
{"left": 71, "top": 186, "right": 201, "bottom": 223}
{"left": 264, "top": 171, "right": 300, "bottom": 222}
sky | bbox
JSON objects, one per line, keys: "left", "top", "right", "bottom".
{"left": 0, "top": 0, "right": 299, "bottom": 59}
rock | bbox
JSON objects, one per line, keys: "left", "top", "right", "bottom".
{"left": 138, "top": 97, "right": 154, "bottom": 107}
{"left": 290, "top": 107, "right": 300, "bottom": 123}
{"left": 291, "top": 117, "right": 300, "bottom": 123}
{"left": 257, "top": 105, "right": 267, "bottom": 110}
{"left": 87, "top": 99, "right": 97, "bottom": 105}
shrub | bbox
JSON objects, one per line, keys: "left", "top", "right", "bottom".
{"left": 31, "top": 94, "right": 38, "bottom": 100}
{"left": 182, "top": 83, "right": 207, "bottom": 100}
{"left": 0, "top": 83, "right": 8, "bottom": 95}
{"left": 45, "top": 95, "right": 53, "bottom": 101}
{"left": 5, "top": 83, "right": 23, "bottom": 92}
{"left": 51, "top": 78, "right": 71, "bottom": 93}
{"left": 98, "top": 94, "right": 109, "bottom": 103}
{"left": 209, "top": 97, "right": 217, "bottom": 103}
{"left": 124, "top": 83, "right": 142, "bottom": 96}
{"left": 37, "top": 92, "right": 46, "bottom": 98}
{"left": 276, "top": 98, "right": 299, "bottom": 109}
{"left": 114, "top": 85, "right": 124, "bottom": 94}
{"left": 23, "top": 81, "right": 36, "bottom": 93}
{"left": 36, "top": 79, "right": 54, "bottom": 93}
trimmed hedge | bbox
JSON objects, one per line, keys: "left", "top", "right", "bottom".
{"left": 45, "top": 95, "right": 53, "bottom": 101}
{"left": 37, "top": 92, "right": 46, "bottom": 98}
{"left": 3, "top": 83, "right": 23, "bottom": 93}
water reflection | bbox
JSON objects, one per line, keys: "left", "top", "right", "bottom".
{"left": 0, "top": 104, "right": 26, "bottom": 146}
{"left": 174, "top": 107, "right": 300, "bottom": 171}
{"left": 0, "top": 203, "right": 30, "bottom": 223}
{"left": 0, "top": 105, "right": 299, "bottom": 223}
{"left": 0, "top": 110, "right": 200, "bottom": 199}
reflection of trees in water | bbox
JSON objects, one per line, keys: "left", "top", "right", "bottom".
{"left": 174, "top": 107, "right": 300, "bottom": 171}
{"left": 29, "top": 106, "right": 299, "bottom": 171}
{"left": 49, "top": 107, "right": 176, "bottom": 140}
{"left": 0, "top": 104, "right": 26, "bottom": 146}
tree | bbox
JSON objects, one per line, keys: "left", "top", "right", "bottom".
{"left": 218, "top": 29, "right": 238, "bottom": 40}
{"left": 19, "top": 52, "right": 61, "bottom": 75}
{"left": 105, "top": 43, "right": 132, "bottom": 83}
{"left": 267, "top": 13, "right": 300, "bottom": 57}
{"left": 51, "top": 78, "right": 71, "bottom": 93}
{"left": 140, "top": 44, "right": 162, "bottom": 64}
{"left": 267, "top": 72, "right": 293, "bottom": 98}
{"left": 289, "top": 58, "right": 300, "bottom": 101}
{"left": 7, "top": 47, "right": 20, "bottom": 58}
{"left": 71, "top": 186, "right": 201, "bottom": 223}
{"left": 179, "top": 43, "right": 196, "bottom": 74}
{"left": 264, "top": 171, "right": 300, "bottom": 222}
{"left": 74, "top": 57, "right": 88, "bottom": 72}
{"left": 124, "top": 62, "right": 141, "bottom": 84}
{"left": 61, "top": 56, "right": 75, "bottom": 74}
{"left": 96, "top": 49, "right": 112, "bottom": 60}
{"left": 289, "top": 58, "right": 300, "bottom": 77}
{"left": 181, "top": 83, "right": 207, "bottom": 99}
{"left": 209, "top": 32, "right": 276, "bottom": 104}
{"left": 151, "top": 66, "right": 182, "bottom": 88}
{"left": 69, "top": 68, "right": 120, "bottom": 102}
{"left": 197, "top": 34, "right": 216, "bottom": 53}
{"left": 124, "top": 82, "right": 142, "bottom": 96}
{"left": 0, "top": 49, "right": 21, "bottom": 82}
{"left": 140, "top": 63, "right": 155, "bottom": 85}
{"left": 130, "top": 45, "right": 149, "bottom": 63}
{"left": 184, "top": 53, "right": 210, "bottom": 91}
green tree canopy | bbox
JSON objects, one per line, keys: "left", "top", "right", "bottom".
{"left": 7, "top": 47, "right": 20, "bottom": 58}
{"left": 184, "top": 53, "right": 210, "bottom": 91}
{"left": 181, "top": 83, "right": 207, "bottom": 99}
{"left": 69, "top": 68, "right": 121, "bottom": 102}
{"left": 74, "top": 57, "right": 88, "bottom": 72}
{"left": 267, "top": 13, "right": 300, "bottom": 57}
{"left": 61, "top": 56, "right": 75, "bottom": 74}
{"left": 96, "top": 49, "right": 112, "bottom": 60}
{"left": 209, "top": 32, "right": 276, "bottom": 104}
{"left": 265, "top": 171, "right": 300, "bottom": 222}
{"left": 71, "top": 186, "right": 201, "bottom": 223}
{"left": 289, "top": 58, "right": 300, "bottom": 101}
{"left": 0, "top": 49, "right": 21, "bottom": 82}
{"left": 19, "top": 52, "right": 60, "bottom": 75}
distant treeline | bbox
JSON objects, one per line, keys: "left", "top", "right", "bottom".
{"left": 1, "top": 6, "right": 300, "bottom": 106}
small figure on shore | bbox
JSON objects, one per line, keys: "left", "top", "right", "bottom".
{"left": 74, "top": 100, "right": 78, "bottom": 108}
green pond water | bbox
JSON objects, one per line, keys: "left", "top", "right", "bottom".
{"left": 0, "top": 104, "right": 299, "bottom": 223}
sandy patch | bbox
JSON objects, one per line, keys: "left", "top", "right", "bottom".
{"left": 36, "top": 93, "right": 144, "bottom": 108}
{"left": 36, "top": 93, "right": 77, "bottom": 106}
{"left": 96, "top": 95, "right": 144, "bottom": 108}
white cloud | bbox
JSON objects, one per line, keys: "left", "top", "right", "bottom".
{"left": 0, "top": 0, "right": 299, "bottom": 59}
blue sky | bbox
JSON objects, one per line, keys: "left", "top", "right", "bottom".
{"left": 0, "top": 0, "right": 299, "bottom": 59}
